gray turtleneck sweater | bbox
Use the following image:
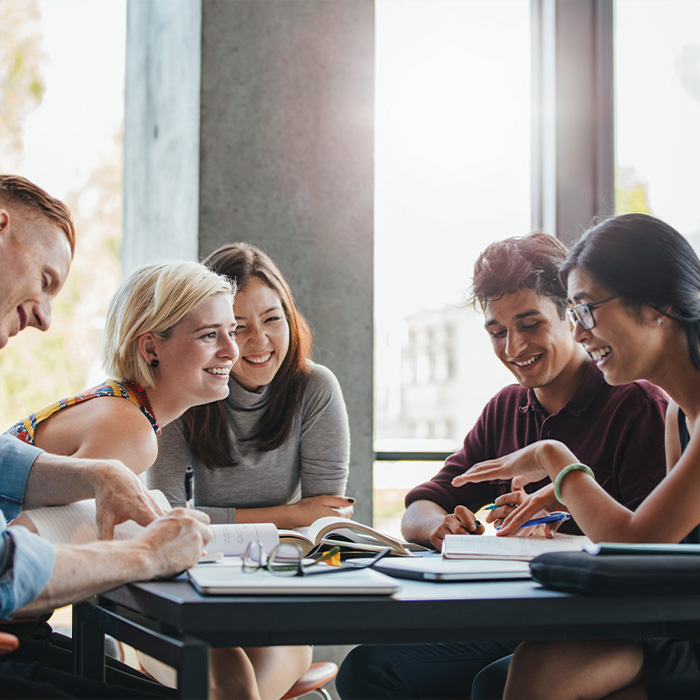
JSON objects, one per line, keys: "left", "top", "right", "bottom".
{"left": 146, "top": 362, "right": 350, "bottom": 523}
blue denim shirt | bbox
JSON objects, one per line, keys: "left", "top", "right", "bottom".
{"left": 0, "top": 435, "right": 56, "bottom": 618}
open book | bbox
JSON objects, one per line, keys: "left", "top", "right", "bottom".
{"left": 21, "top": 495, "right": 418, "bottom": 559}
{"left": 279, "top": 516, "right": 421, "bottom": 557}
{"left": 442, "top": 533, "right": 592, "bottom": 561}
{"left": 22, "top": 490, "right": 173, "bottom": 544}
{"left": 21, "top": 491, "right": 281, "bottom": 561}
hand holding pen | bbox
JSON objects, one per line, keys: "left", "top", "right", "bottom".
{"left": 483, "top": 484, "right": 569, "bottom": 537}
{"left": 185, "top": 464, "right": 195, "bottom": 510}
{"left": 484, "top": 505, "right": 570, "bottom": 531}
{"left": 184, "top": 464, "right": 222, "bottom": 563}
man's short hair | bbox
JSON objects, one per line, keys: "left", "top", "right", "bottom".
{"left": 0, "top": 175, "right": 75, "bottom": 256}
{"left": 469, "top": 232, "right": 570, "bottom": 318}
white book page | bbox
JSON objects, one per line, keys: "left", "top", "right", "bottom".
{"left": 207, "top": 523, "right": 279, "bottom": 556}
{"left": 305, "top": 517, "right": 405, "bottom": 546}
{"left": 24, "top": 490, "right": 172, "bottom": 545}
{"left": 25, "top": 494, "right": 279, "bottom": 560}
{"left": 443, "top": 534, "right": 591, "bottom": 561}
{"left": 304, "top": 516, "right": 352, "bottom": 542}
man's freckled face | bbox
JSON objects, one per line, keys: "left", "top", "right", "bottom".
{"left": 0, "top": 220, "right": 72, "bottom": 349}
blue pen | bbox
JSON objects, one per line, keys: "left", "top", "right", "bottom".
{"left": 495, "top": 512, "right": 571, "bottom": 531}
{"left": 519, "top": 513, "right": 570, "bottom": 528}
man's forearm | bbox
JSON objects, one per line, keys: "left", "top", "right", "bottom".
{"left": 23, "top": 452, "right": 104, "bottom": 507}
{"left": 15, "top": 539, "right": 155, "bottom": 616}
{"left": 14, "top": 508, "right": 210, "bottom": 617}
{"left": 401, "top": 501, "right": 448, "bottom": 547}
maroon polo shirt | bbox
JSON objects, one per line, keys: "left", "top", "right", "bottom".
{"left": 405, "top": 362, "right": 669, "bottom": 535}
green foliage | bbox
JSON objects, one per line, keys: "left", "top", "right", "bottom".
{"left": 29, "top": 77, "right": 45, "bottom": 101}
{"left": 0, "top": 0, "right": 46, "bottom": 167}
{"left": 0, "top": 1, "right": 122, "bottom": 428}
{"left": 0, "top": 334, "right": 87, "bottom": 431}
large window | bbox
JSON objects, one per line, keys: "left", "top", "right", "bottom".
{"left": 374, "top": 0, "right": 531, "bottom": 533}
{"left": 0, "top": 0, "right": 125, "bottom": 428}
{"left": 614, "top": 0, "right": 700, "bottom": 248}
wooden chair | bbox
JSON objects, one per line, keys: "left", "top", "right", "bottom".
{"left": 280, "top": 661, "right": 338, "bottom": 700}
{"left": 0, "top": 631, "right": 20, "bottom": 654}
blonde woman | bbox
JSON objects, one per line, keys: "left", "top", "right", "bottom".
{"left": 7, "top": 260, "right": 238, "bottom": 472}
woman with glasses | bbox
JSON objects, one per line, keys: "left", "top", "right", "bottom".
{"left": 456, "top": 213, "right": 700, "bottom": 699}
{"left": 148, "top": 242, "right": 352, "bottom": 700}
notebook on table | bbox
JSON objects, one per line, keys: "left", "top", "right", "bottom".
{"left": 188, "top": 562, "right": 400, "bottom": 596}
{"left": 364, "top": 555, "right": 531, "bottom": 582}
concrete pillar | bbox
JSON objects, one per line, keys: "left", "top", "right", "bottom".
{"left": 124, "top": 0, "right": 375, "bottom": 528}
{"left": 123, "top": 0, "right": 203, "bottom": 264}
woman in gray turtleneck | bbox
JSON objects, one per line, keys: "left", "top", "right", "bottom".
{"left": 148, "top": 242, "right": 351, "bottom": 700}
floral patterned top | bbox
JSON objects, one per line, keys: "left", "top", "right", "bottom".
{"left": 5, "top": 379, "right": 161, "bottom": 445}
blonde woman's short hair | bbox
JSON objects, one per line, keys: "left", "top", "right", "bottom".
{"left": 103, "top": 261, "right": 235, "bottom": 388}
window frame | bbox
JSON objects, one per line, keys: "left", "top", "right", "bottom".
{"left": 374, "top": 0, "right": 615, "bottom": 465}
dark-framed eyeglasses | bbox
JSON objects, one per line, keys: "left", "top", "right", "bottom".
{"left": 566, "top": 295, "right": 619, "bottom": 331}
{"left": 241, "top": 540, "right": 391, "bottom": 577}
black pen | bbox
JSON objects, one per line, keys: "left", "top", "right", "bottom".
{"left": 184, "top": 464, "right": 195, "bottom": 509}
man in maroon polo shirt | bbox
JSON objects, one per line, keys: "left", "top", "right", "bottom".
{"left": 402, "top": 232, "right": 667, "bottom": 547}
{"left": 336, "top": 232, "right": 668, "bottom": 700}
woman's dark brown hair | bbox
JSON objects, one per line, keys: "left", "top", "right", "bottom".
{"left": 183, "top": 242, "right": 313, "bottom": 467}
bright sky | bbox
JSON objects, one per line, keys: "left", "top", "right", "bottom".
{"left": 21, "top": 0, "right": 126, "bottom": 201}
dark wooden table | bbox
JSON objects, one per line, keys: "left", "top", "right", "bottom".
{"left": 73, "top": 573, "right": 700, "bottom": 698}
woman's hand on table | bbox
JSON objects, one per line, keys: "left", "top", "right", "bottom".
{"left": 289, "top": 495, "right": 355, "bottom": 526}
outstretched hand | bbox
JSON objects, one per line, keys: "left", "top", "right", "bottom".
{"left": 451, "top": 443, "right": 551, "bottom": 490}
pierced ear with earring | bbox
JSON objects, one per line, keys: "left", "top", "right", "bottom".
{"left": 150, "top": 359, "right": 159, "bottom": 368}
{"left": 658, "top": 317, "right": 664, "bottom": 326}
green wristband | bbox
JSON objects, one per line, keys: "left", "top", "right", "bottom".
{"left": 554, "top": 463, "right": 594, "bottom": 505}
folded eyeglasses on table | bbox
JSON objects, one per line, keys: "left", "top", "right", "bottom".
{"left": 241, "top": 540, "right": 392, "bottom": 577}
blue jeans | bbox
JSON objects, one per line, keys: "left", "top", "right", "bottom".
{"left": 336, "top": 641, "right": 517, "bottom": 699}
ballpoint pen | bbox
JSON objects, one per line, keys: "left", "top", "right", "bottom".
{"left": 495, "top": 512, "right": 571, "bottom": 531}
{"left": 185, "top": 464, "right": 194, "bottom": 510}
{"left": 517, "top": 512, "right": 570, "bottom": 528}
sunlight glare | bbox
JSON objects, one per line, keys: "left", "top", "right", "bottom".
{"left": 389, "top": 45, "right": 522, "bottom": 169}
